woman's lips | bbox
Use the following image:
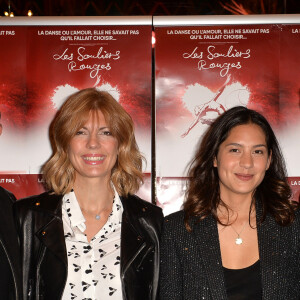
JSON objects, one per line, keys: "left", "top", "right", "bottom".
{"left": 235, "top": 173, "right": 254, "bottom": 181}
{"left": 82, "top": 155, "right": 105, "bottom": 165}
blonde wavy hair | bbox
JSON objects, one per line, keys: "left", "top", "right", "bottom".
{"left": 42, "top": 88, "right": 144, "bottom": 196}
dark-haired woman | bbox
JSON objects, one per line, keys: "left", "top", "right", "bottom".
{"left": 160, "top": 106, "right": 300, "bottom": 300}
{"left": 15, "top": 88, "right": 163, "bottom": 300}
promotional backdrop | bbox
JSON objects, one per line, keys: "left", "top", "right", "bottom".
{"left": 154, "top": 16, "right": 300, "bottom": 214}
{"left": 0, "top": 16, "right": 299, "bottom": 212}
{"left": 0, "top": 17, "right": 153, "bottom": 200}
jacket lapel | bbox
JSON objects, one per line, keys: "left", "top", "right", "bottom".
{"left": 34, "top": 194, "right": 67, "bottom": 266}
{"left": 256, "top": 200, "right": 284, "bottom": 300}
{"left": 36, "top": 216, "right": 67, "bottom": 265}
{"left": 193, "top": 215, "right": 228, "bottom": 300}
{"left": 119, "top": 196, "right": 147, "bottom": 276}
{"left": 120, "top": 213, "right": 146, "bottom": 275}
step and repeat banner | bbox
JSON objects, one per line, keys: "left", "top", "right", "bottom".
{"left": 154, "top": 15, "right": 300, "bottom": 215}
{"left": 0, "top": 15, "right": 299, "bottom": 212}
{"left": 0, "top": 17, "right": 152, "bottom": 200}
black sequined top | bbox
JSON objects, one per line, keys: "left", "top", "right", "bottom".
{"left": 159, "top": 200, "right": 300, "bottom": 300}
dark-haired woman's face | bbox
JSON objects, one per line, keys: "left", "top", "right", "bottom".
{"left": 213, "top": 124, "right": 271, "bottom": 201}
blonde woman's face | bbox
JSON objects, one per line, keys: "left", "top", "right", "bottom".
{"left": 68, "top": 110, "right": 118, "bottom": 184}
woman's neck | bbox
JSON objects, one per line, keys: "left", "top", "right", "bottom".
{"left": 217, "top": 193, "right": 255, "bottom": 223}
{"left": 72, "top": 177, "right": 114, "bottom": 212}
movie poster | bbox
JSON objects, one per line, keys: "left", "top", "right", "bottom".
{"left": 154, "top": 19, "right": 300, "bottom": 214}
{"left": 0, "top": 17, "right": 153, "bottom": 200}
{"left": 279, "top": 24, "right": 300, "bottom": 203}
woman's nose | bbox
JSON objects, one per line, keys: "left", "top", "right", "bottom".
{"left": 239, "top": 152, "right": 253, "bottom": 169}
{"left": 87, "top": 134, "right": 100, "bottom": 149}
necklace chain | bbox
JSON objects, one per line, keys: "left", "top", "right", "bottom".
{"left": 79, "top": 196, "right": 115, "bottom": 221}
{"left": 230, "top": 221, "right": 248, "bottom": 245}
{"left": 81, "top": 207, "right": 102, "bottom": 221}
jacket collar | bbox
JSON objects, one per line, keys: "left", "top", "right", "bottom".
{"left": 119, "top": 195, "right": 147, "bottom": 276}
{"left": 256, "top": 198, "right": 286, "bottom": 299}
{"left": 33, "top": 193, "right": 68, "bottom": 266}
{"left": 192, "top": 215, "right": 228, "bottom": 299}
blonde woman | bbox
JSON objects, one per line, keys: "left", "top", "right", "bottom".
{"left": 16, "top": 88, "right": 163, "bottom": 300}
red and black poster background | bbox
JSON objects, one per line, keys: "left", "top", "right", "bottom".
{"left": 0, "top": 17, "right": 300, "bottom": 211}
{"left": 0, "top": 18, "right": 152, "bottom": 200}
{"left": 155, "top": 20, "right": 300, "bottom": 214}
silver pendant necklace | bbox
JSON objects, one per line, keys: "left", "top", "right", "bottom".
{"left": 80, "top": 207, "right": 101, "bottom": 220}
{"left": 230, "top": 221, "right": 247, "bottom": 245}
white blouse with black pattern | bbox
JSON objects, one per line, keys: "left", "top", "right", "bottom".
{"left": 61, "top": 189, "right": 123, "bottom": 300}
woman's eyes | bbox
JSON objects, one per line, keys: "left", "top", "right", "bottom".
{"left": 75, "top": 130, "right": 86, "bottom": 135}
{"left": 228, "top": 148, "right": 265, "bottom": 154}
{"left": 253, "top": 149, "right": 264, "bottom": 154}
{"left": 75, "top": 129, "right": 112, "bottom": 136}
{"left": 100, "top": 130, "right": 112, "bottom": 136}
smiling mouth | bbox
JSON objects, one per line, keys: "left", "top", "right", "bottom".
{"left": 82, "top": 156, "right": 104, "bottom": 161}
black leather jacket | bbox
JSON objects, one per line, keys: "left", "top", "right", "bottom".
{"left": 15, "top": 192, "right": 163, "bottom": 300}
{"left": 0, "top": 186, "right": 22, "bottom": 300}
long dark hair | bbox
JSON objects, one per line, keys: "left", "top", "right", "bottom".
{"left": 183, "top": 106, "right": 298, "bottom": 231}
